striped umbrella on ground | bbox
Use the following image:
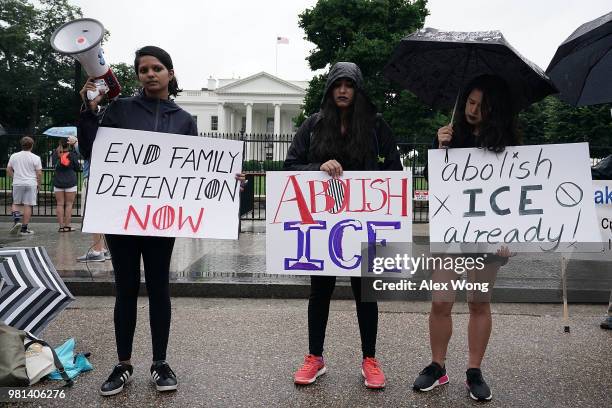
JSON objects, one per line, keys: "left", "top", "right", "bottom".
{"left": 0, "top": 247, "right": 74, "bottom": 336}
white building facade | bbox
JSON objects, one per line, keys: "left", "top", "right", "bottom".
{"left": 175, "top": 72, "right": 307, "bottom": 162}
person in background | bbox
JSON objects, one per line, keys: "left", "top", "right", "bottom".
{"left": 52, "top": 137, "right": 80, "bottom": 232}
{"left": 7, "top": 136, "right": 42, "bottom": 235}
{"left": 72, "top": 136, "right": 110, "bottom": 263}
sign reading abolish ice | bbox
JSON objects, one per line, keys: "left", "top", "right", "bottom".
{"left": 428, "top": 143, "right": 601, "bottom": 252}
{"left": 83, "top": 127, "right": 243, "bottom": 239}
{"left": 266, "top": 171, "right": 412, "bottom": 276}
{"left": 594, "top": 180, "right": 612, "bottom": 250}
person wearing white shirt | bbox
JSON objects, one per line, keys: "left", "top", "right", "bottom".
{"left": 7, "top": 136, "right": 42, "bottom": 235}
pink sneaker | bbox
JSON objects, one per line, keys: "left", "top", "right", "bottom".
{"left": 362, "top": 357, "right": 386, "bottom": 389}
{"left": 294, "top": 354, "right": 326, "bottom": 385}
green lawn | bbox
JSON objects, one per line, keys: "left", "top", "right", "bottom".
{"left": 0, "top": 170, "right": 84, "bottom": 192}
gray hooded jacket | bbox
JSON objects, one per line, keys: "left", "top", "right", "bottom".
{"left": 284, "top": 62, "right": 402, "bottom": 171}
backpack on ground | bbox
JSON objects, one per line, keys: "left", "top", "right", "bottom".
{"left": 0, "top": 322, "right": 73, "bottom": 387}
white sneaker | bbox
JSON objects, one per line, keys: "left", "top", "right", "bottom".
{"left": 76, "top": 251, "right": 106, "bottom": 262}
{"left": 19, "top": 229, "right": 34, "bottom": 235}
{"left": 10, "top": 223, "right": 22, "bottom": 234}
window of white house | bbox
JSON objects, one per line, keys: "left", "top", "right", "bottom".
{"left": 241, "top": 117, "right": 246, "bottom": 133}
{"left": 211, "top": 116, "right": 218, "bottom": 131}
{"left": 266, "top": 117, "right": 274, "bottom": 134}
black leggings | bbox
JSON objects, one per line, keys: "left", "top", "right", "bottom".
{"left": 308, "top": 276, "right": 378, "bottom": 358}
{"left": 105, "top": 234, "right": 175, "bottom": 362}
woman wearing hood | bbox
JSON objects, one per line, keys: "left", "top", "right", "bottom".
{"left": 284, "top": 62, "right": 402, "bottom": 389}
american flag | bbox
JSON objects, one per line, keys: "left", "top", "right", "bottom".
{"left": 276, "top": 36, "right": 289, "bottom": 44}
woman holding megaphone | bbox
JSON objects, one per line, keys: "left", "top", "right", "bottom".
{"left": 78, "top": 46, "right": 245, "bottom": 396}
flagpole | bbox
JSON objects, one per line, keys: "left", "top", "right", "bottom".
{"left": 275, "top": 41, "right": 278, "bottom": 75}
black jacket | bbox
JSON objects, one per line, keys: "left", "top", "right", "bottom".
{"left": 52, "top": 150, "right": 80, "bottom": 188}
{"left": 284, "top": 113, "right": 402, "bottom": 171}
{"left": 77, "top": 92, "right": 198, "bottom": 160}
{"left": 285, "top": 62, "right": 402, "bottom": 172}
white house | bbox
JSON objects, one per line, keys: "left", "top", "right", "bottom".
{"left": 175, "top": 71, "right": 307, "bottom": 161}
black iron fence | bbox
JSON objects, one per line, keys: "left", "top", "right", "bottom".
{"left": 0, "top": 132, "right": 609, "bottom": 223}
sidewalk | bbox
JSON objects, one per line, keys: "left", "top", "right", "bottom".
{"left": 1, "top": 220, "right": 610, "bottom": 302}
{"left": 6, "top": 297, "right": 612, "bottom": 407}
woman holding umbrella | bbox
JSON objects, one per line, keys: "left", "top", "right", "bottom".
{"left": 413, "top": 74, "right": 515, "bottom": 402}
{"left": 284, "top": 61, "right": 402, "bottom": 389}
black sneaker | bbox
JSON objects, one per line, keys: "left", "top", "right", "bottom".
{"left": 413, "top": 362, "right": 449, "bottom": 391}
{"left": 466, "top": 368, "right": 492, "bottom": 401}
{"left": 100, "top": 363, "right": 133, "bottom": 396}
{"left": 150, "top": 361, "right": 178, "bottom": 391}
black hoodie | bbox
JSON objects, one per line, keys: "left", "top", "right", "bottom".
{"left": 77, "top": 91, "right": 198, "bottom": 160}
{"left": 284, "top": 62, "right": 402, "bottom": 172}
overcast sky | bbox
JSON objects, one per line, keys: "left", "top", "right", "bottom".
{"left": 69, "top": 0, "right": 611, "bottom": 89}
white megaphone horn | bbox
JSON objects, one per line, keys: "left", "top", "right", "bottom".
{"left": 50, "top": 18, "right": 121, "bottom": 101}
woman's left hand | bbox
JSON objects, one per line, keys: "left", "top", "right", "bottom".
{"left": 235, "top": 173, "right": 247, "bottom": 192}
{"left": 496, "top": 245, "right": 515, "bottom": 258}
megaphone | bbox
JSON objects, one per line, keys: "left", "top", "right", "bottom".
{"left": 50, "top": 18, "right": 121, "bottom": 101}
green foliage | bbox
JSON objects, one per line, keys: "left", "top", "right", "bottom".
{"left": 298, "top": 0, "right": 442, "bottom": 142}
{"left": 0, "top": 0, "right": 83, "bottom": 132}
{"left": 242, "top": 159, "right": 262, "bottom": 172}
{"left": 519, "top": 96, "right": 612, "bottom": 155}
{"left": 262, "top": 160, "right": 284, "bottom": 171}
{"left": 110, "top": 62, "right": 141, "bottom": 97}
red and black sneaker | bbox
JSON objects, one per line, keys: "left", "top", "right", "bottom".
{"left": 413, "top": 362, "right": 449, "bottom": 392}
{"left": 466, "top": 368, "right": 492, "bottom": 401}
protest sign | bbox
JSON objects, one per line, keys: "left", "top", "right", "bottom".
{"left": 594, "top": 180, "right": 612, "bottom": 251}
{"left": 82, "top": 127, "right": 243, "bottom": 239}
{"left": 266, "top": 171, "right": 412, "bottom": 276}
{"left": 428, "top": 143, "right": 602, "bottom": 253}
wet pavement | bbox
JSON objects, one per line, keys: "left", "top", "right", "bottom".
{"left": 4, "top": 297, "right": 611, "bottom": 407}
{"left": 0, "top": 220, "right": 610, "bottom": 302}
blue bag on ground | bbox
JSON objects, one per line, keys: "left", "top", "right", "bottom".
{"left": 48, "top": 338, "right": 92, "bottom": 380}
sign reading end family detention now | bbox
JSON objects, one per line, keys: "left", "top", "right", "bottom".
{"left": 266, "top": 171, "right": 412, "bottom": 276}
{"left": 428, "top": 142, "right": 602, "bottom": 253}
{"left": 82, "top": 127, "right": 243, "bottom": 239}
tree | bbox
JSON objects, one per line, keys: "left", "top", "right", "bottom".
{"left": 0, "top": 0, "right": 84, "bottom": 132}
{"left": 519, "top": 96, "right": 612, "bottom": 157}
{"left": 110, "top": 62, "right": 141, "bottom": 97}
{"left": 298, "top": 0, "right": 445, "bottom": 142}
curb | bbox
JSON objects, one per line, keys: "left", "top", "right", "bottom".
{"left": 63, "top": 279, "right": 610, "bottom": 303}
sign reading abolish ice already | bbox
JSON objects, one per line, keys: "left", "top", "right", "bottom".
{"left": 266, "top": 171, "right": 412, "bottom": 276}
{"left": 83, "top": 127, "right": 243, "bottom": 239}
{"left": 428, "top": 142, "right": 601, "bottom": 252}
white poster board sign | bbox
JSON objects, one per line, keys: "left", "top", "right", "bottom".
{"left": 266, "top": 171, "right": 412, "bottom": 276}
{"left": 428, "top": 143, "right": 601, "bottom": 253}
{"left": 83, "top": 127, "right": 243, "bottom": 239}
{"left": 594, "top": 180, "right": 612, "bottom": 251}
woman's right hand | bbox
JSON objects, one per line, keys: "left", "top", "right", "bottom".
{"left": 437, "top": 125, "right": 453, "bottom": 148}
{"left": 79, "top": 77, "right": 105, "bottom": 112}
{"left": 320, "top": 160, "right": 343, "bottom": 178}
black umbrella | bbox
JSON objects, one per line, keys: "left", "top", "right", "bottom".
{"left": 383, "top": 28, "right": 557, "bottom": 112}
{"left": 0, "top": 247, "right": 74, "bottom": 336}
{"left": 546, "top": 11, "right": 612, "bottom": 106}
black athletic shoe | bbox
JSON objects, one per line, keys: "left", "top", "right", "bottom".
{"left": 150, "top": 361, "right": 178, "bottom": 391}
{"left": 466, "top": 368, "right": 492, "bottom": 401}
{"left": 413, "top": 362, "right": 449, "bottom": 391}
{"left": 100, "top": 363, "right": 133, "bottom": 396}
